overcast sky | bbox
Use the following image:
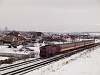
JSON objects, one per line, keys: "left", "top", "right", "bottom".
{"left": 0, "top": 0, "right": 100, "bottom": 32}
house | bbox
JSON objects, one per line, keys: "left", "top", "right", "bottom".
{"left": 27, "top": 31, "right": 44, "bottom": 37}
{"left": 6, "top": 31, "right": 21, "bottom": 37}
{"left": 25, "top": 31, "right": 44, "bottom": 43}
{"left": 0, "top": 35, "right": 4, "bottom": 44}
{"left": 17, "top": 36, "right": 26, "bottom": 45}
{"left": 0, "top": 31, "right": 26, "bottom": 45}
{"left": 0, "top": 35, "right": 17, "bottom": 44}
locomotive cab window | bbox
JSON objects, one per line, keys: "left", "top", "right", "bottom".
{"left": 40, "top": 47, "right": 46, "bottom": 50}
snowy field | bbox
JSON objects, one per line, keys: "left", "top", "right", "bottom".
{"left": 0, "top": 45, "right": 28, "bottom": 54}
{"left": 25, "top": 46, "right": 100, "bottom": 75}
{"left": 0, "top": 56, "right": 8, "bottom": 60}
{"left": 0, "top": 45, "right": 39, "bottom": 55}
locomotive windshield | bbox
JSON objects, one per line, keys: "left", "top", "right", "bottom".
{"left": 40, "top": 46, "right": 46, "bottom": 50}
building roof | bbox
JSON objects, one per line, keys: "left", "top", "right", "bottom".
{"left": 17, "top": 36, "right": 26, "bottom": 40}
{"left": 7, "top": 31, "right": 20, "bottom": 37}
{"left": 1, "top": 35, "right": 16, "bottom": 41}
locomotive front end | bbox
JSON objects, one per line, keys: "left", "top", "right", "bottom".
{"left": 40, "top": 46, "right": 48, "bottom": 58}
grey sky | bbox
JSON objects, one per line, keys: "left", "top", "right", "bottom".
{"left": 0, "top": 0, "right": 100, "bottom": 32}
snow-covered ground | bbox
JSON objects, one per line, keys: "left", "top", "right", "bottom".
{"left": 0, "top": 56, "right": 8, "bottom": 60}
{"left": 95, "top": 39, "right": 100, "bottom": 43}
{"left": 25, "top": 46, "right": 100, "bottom": 75}
{"left": 0, "top": 45, "right": 39, "bottom": 55}
{"left": 0, "top": 45, "right": 27, "bottom": 54}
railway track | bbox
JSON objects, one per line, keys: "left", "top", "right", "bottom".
{"left": 0, "top": 58, "right": 41, "bottom": 71}
{"left": 1, "top": 43, "right": 100, "bottom": 75}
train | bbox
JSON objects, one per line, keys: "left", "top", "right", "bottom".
{"left": 40, "top": 40, "right": 95, "bottom": 58}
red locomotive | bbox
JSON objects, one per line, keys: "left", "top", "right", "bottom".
{"left": 40, "top": 40, "right": 95, "bottom": 58}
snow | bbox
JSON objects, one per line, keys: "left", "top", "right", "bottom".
{"left": 0, "top": 45, "right": 40, "bottom": 55}
{"left": 95, "top": 39, "right": 100, "bottom": 43}
{"left": 25, "top": 46, "right": 100, "bottom": 75}
{"left": 0, "top": 56, "right": 8, "bottom": 60}
{"left": 0, "top": 45, "right": 27, "bottom": 54}
{"left": 28, "top": 47, "right": 40, "bottom": 58}
{"left": 48, "top": 48, "right": 100, "bottom": 75}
